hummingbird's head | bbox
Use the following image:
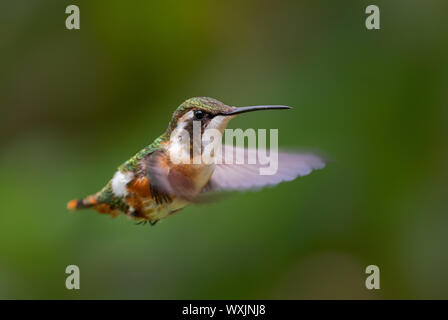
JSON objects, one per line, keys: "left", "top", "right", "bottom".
{"left": 167, "top": 97, "right": 291, "bottom": 135}
{"left": 165, "top": 97, "right": 291, "bottom": 165}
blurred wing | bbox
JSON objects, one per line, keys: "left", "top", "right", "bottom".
{"left": 144, "top": 151, "right": 197, "bottom": 202}
{"left": 204, "top": 146, "right": 325, "bottom": 192}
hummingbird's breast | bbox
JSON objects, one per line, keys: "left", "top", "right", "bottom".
{"left": 117, "top": 152, "right": 215, "bottom": 221}
{"left": 164, "top": 139, "right": 216, "bottom": 193}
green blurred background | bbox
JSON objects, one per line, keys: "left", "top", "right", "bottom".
{"left": 1, "top": 0, "right": 447, "bottom": 299}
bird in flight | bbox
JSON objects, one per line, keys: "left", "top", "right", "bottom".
{"left": 67, "top": 97, "right": 325, "bottom": 225}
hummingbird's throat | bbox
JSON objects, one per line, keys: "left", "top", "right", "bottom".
{"left": 167, "top": 114, "right": 232, "bottom": 166}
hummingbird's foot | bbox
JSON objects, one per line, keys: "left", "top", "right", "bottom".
{"left": 135, "top": 220, "right": 159, "bottom": 226}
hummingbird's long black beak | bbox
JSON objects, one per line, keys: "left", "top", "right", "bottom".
{"left": 221, "top": 105, "right": 291, "bottom": 116}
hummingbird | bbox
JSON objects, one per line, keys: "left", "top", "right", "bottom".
{"left": 67, "top": 97, "right": 325, "bottom": 225}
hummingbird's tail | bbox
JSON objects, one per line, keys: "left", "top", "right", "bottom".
{"left": 67, "top": 194, "right": 98, "bottom": 211}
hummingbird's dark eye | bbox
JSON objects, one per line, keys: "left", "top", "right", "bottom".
{"left": 194, "top": 110, "right": 205, "bottom": 120}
